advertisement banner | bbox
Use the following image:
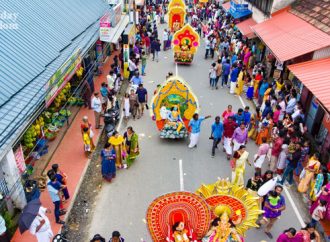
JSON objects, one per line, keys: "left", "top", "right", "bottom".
{"left": 45, "top": 49, "right": 82, "bottom": 107}
{"left": 230, "top": 1, "right": 248, "bottom": 13}
{"left": 111, "top": 3, "right": 122, "bottom": 27}
{"left": 123, "top": 44, "right": 130, "bottom": 79}
{"left": 100, "top": 12, "right": 111, "bottom": 42}
{"left": 14, "top": 145, "right": 26, "bottom": 174}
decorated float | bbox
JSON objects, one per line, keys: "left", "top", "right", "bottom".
{"left": 172, "top": 24, "right": 200, "bottom": 64}
{"left": 146, "top": 178, "right": 263, "bottom": 242}
{"left": 151, "top": 75, "right": 199, "bottom": 139}
{"left": 168, "top": 0, "right": 186, "bottom": 32}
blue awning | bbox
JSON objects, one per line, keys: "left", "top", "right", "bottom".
{"left": 229, "top": 1, "right": 252, "bottom": 19}
{"left": 230, "top": 8, "right": 252, "bottom": 19}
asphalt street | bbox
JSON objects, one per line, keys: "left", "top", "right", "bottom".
{"left": 88, "top": 24, "right": 304, "bottom": 242}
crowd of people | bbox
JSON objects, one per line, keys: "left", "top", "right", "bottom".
{"left": 27, "top": 1, "right": 329, "bottom": 242}
{"left": 184, "top": 1, "right": 329, "bottom": 241}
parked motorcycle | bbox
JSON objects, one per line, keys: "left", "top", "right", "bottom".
{"left": 104, "top": 100, "right": 120, "bottom": 138}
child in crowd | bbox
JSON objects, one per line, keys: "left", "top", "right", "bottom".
{"left": 311, "top": 199, "right": 327, "bottom": 226}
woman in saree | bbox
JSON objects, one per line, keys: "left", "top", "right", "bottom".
{"left": 81, "top": 116, "right": 95, "bottom": 150}
{"left": 297, "top": 223, "right": 321, "bottom": 242}
{"left": 109, "top": 131, "right": 126, "bottom": 169}
{"left": 124, "top": 126, "right": 139, "bottom": 167}
{"left": 298, "top": 153, "right": 321, "bottom": 193}
{"left": 248, "top": 107, "right": 261, "bottom": 140}
{"left": 232, "top": 145, "right": 250, "bottom": 186}
{"left": 235, "top": 66, "right": 245, "bottom": 96}
{"left": 310, "top": 168, "right": 328, "bottom": 202}
{"left": 256, "top": 113, "right": 273, "bottom": 145}
{"left": 100, "top": 143, "right": 116, "bottom": 182}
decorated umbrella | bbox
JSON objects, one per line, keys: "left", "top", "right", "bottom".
{"left": 18, "top": 199, "right": 41, "bottom": 234}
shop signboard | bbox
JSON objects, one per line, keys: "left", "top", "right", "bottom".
{"left": 322, "top": 113, "right": 330, "bottom": 132}
{"left": 123, "top": 44, "right": 130, "bottom": 79}
{"left": 108, "top": 0, "right": 119, "bottom": 4}
{"left": 275, "top": 59, "right": 283, "bottom": 70}
{"left": 230, "top": 1, "right": 248, "bottom": 13}
{"left": 306, "top": 96, "right": 319, "bottom": 132}
{"left": 273, "top": 69, "right": 281, "bottom": 80}
{"left": 100, "top": 12, "right": 111, "bottom": 42}
{"left": 14, "top": 145, "right": 26, "bottom": 175}
{"left": 45, "top": 49, "right": 82, "bottom": 107}
{"left": 111, "top": 3, "right": 122, "bottom": 27}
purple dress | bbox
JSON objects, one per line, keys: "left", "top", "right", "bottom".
{"left": 310, "top": 183, "right": 330, "bottom": 220}
{"left": 264, "top": 195, "right": 286, "bottom": 218}
{"left": 277, "top": 233, "right": 303, "bottom": 242}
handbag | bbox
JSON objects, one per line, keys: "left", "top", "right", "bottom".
{"left": 145, "top": 104, "right": 149, "bottom": 110}
{"left": 89, "top": 129, "right": 94, "bottom": 138}
{"left": 84, "top": 144, "right": 91, "bottom": 152}
{"left": 230, "top": 159, "right": 235, "bottom": 169}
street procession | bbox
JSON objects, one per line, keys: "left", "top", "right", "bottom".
{"left": 1, "top": 0, "right": 330, "bottom": 241}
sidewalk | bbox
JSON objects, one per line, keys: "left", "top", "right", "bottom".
{"left": 11, "top": 54, "right": 115, "bottom": 242}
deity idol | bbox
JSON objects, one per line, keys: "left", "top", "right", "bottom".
{"left": 166, "top": 105, "right": 184, "bottom": 134}
{"left": 170, "top": 221, "right": 197, "bottom": 242}
{"left": 208, "top": 212, "right": 242, "bottom": 242}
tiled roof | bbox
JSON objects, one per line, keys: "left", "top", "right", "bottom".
{"left": 0, "top": 0, "right": 109, "bottom": 156}
{"left": 288, "top": 58, "right": 330, "bottom": 111}
{"left": 290, "top": 0, "right": 330, "bottom": 35}
{"left": 252, "top": 11, "right": 330, "bottom": 62}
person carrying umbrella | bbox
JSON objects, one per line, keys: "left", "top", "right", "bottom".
{"left": 18, "top": 199, "right": 53, "bottom": 242}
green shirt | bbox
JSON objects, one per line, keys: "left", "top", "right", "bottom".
{"left": 141, "top": 55, "right": 147, "bottom": 65}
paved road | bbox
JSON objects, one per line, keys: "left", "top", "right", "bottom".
{"left": 88, "top": 25, "right": 304, "bottom": 242}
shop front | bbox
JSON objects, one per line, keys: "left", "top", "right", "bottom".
{"left": 100, "top": 4, "right": 129, "bottom": 58}
{"left": 16, "top": 47, "right": 95, "bottom": 183}
{"left": 288, "top": 57, "right": 330, "bottom": 157}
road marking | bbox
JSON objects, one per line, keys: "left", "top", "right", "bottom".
{"left": 237, "top": 94, "right": 306, "bottom": 227}
{"left": 176, "top": 63, "right": 178, "bottom": 76}
{"left": 179, "top": 159, "right": 184, "bottom": 191}
{"left": 117, "top": 108, "right": 124, "bottom": 131}
{"left": 283, "top": 187, "right": 306, "bottom": 227}
{"left": 238, "top": 95, "right": 246, "bottom": 108}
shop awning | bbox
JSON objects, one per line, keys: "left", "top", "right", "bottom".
{"left": 288, "top": 58, "right": 330, "bottom": 111}
{"left": 236, "top": 18, "right": 256, "bottom": 39}
{"left": 110, "top": 15, "right": 129, "bottom": 43}
{"left": 252, "top": 11, "right": 330, "bottom": 62}
{"left": 229, "top": 7, "right": 252, "bottom": 19}
{"left": 222, "top": 2, "right": 230, "bottom": 12}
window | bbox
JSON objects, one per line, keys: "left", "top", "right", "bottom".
{"left": 246, "top": 0, "right": 274, "bottom": 15}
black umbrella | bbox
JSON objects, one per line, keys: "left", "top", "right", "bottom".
{"left": 18, "top": 198, "right": 41, "bottom": 234}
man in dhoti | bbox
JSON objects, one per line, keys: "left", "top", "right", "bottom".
{"left": 223, "top": 116, "right": 237, "bottom": 160}
{"left": 232, "top": 123, "right": 248, "bottom": 152}
{"left": 229, "top": 63, "right": 239, "bottom": 94}
{"left": 188, "top": 113, "right": 211, "bottom": 148}
{"left": 253, "top": 137, "right": 270, "bottom": 173}
{"left": 29, "top": 206, "right": 53, "bottom": 242}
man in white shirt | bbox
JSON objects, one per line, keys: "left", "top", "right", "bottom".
{"left": 91, "top": 92, "right": 102, "bottom": 129}
{"left": 277, "top": 96, "right": 286, "bottom": 120}
{"left": 29, "top": 206, "right": 53, "bottom": 242}
{"left": 205, "top": 36, "right": 211, "bottom": 59}
{"left": 0, "top": 215, "right": 9, "bottom": 242}
{"left": 285, "top": 92, "right": 297, "bottom": 114}
{"left": 210, "top": 36, "right": 217, "bottom": 59}
{"left": 163, "top": 29, "right": 169, "bottom": 51}
{"left": 107, "top": 71, "right": 115, "bottom": 89}
{"left": 128, "top": 59, "right": 137, "bottom": 80}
